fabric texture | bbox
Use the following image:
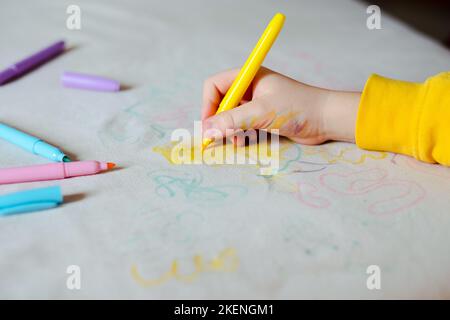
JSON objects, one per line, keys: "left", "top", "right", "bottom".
{"left": 356, "top": 72, "right": 450, "bottom": 165}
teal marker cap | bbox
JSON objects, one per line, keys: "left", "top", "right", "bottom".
{"left": 0, "top": 186, "right": 63, "bottom": 216}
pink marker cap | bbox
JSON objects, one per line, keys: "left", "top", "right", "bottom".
{"left": 61, "top": 71, "right": 120, "bottom": 92}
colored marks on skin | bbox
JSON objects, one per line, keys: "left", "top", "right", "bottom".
{"left": 245, "top": 110, "right": 303, "bottom": 135}
{"left": 319, "top": 168, "right": 426, "bottom": 215}
{"left": 131, "top": 248, "right": 239, "bottom": 287}
{"left": 303, "top": 145, "right": 388, "bottom": 165}
{"left": 149, "top": 169, "right": 248, "bottom": 204}
{"left": 268, "top": 111, "right": 300, "bottom": 131}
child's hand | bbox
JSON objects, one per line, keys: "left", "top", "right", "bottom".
{"left": 202, "top": 67, "right": 360, "bottom": 145}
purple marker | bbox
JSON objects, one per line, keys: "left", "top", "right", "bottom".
{"left": 61, "top": 71, "right": 120, "bottom": 92}
{"left": 0, "top": 40, "right": 65, "bottom": 85}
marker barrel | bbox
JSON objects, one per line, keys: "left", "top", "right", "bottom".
{"left": 0, "top": 41, "right": 65, "bottom": 85}
{"left": 0, "top": 123, "right": 67, "bottom": 162}
{"left": 202, "top": 13, "right": 285, "bottom": 150}
{"left": 15, "top": 41, "right": 65, "bottom": 74}
{"left": 0, "top": 161, "right": 110, "bottom": 185}
{"left": 217, "top": 13, "right": 285, "bottom": 113}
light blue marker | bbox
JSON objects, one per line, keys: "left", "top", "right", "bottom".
{"left": 0, "top": 123, "right": 70, "bottom": 162}
{"left": 0, "top": 186, "right": 63, "bottom": 217}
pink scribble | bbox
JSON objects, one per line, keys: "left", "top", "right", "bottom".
{"left": 151, "top": 106, "right": 190, "bottom": 127}
{"left": 296, "top": 51, "right": 312, "bottom": 60}
{"left": 295, "top": 182, "right": 331, "bottom": 209}
{"left": 319, "top": 168, "right": 426, "bottom": 215}
{"left": 402, "top": 156, "right": 450, "bottom": 180}
{"left": 319, "top": 169, "right": 387, "bottom": 195}
{"left": 295, "top": 51, "right": 342, "bottom": 88}
{"left": 270, "top": 51, "right": 343, "bottom": 88}
{"left": 366, "top": 180, "right": 426, "bottom": 215}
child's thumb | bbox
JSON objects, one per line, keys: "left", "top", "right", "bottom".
{"left": 202, "top": 99, "right": 265, "bottom": 140}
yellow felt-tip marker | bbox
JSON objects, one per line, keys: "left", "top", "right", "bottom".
{"left": 202, "top": 12, "right": 285, "bottom": 150}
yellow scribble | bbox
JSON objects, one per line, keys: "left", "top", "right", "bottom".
{"left": 131, "top": 248, "right": 239, "bottom": 287}
{"left": 153, "top": 139, "right": 280, "bottom": 170}
{"left": 303, "top": 146, "right": 387, "bottom": 165}
{"left": 153, "top": 142, "right": 191, "bottom": 164}
{"left": 241, "top": 170, "right": 298, "bottom": 193}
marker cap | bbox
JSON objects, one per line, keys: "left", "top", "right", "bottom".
{"left": 0, "top": 186, "right": 63, "bottom": 216}
{"left": 61, "top": 71, "right": 120, "bottom": 92}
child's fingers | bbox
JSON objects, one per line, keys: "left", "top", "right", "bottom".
{"left": 233, "top": 129, "right": 258, "bottom": 147}
{"left": 203, "top": 98, "right": 266, "bottom": 140}
{"left": 201, "top": 69, "right": 241, "bottom": 120}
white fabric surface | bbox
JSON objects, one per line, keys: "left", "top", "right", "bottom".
{"left": 1, "top": 0, "right": 450, "bottom": 299}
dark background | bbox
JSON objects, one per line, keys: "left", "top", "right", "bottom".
{"left": 360, "top": 0, "right": 450, "bottom": 48}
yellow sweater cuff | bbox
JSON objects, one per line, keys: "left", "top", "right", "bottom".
{"left": 356, "top": 72, "right": 450, "bottom": 165}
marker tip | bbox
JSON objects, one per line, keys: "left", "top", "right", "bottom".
{"left": 202, "top": 138, "right": 213, "bottom": 151}
{"left": 107, "top": 162, "right": 116, "bottom": 169}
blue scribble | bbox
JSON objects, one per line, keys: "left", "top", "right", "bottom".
{"left": 149, "top": 169, "right": 248, "bottom": 204}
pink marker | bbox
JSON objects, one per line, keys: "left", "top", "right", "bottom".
{"left": 0, "top": 161, "right": 116, "bottom": 185}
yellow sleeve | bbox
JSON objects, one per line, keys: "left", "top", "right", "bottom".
{"left": 356, "top": 72, "right": 450, "bottom": 166}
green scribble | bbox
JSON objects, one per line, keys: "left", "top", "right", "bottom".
{"left": 149, "top": 169, "right": 248, "bottom": 204}
{"left": 277, "top": 143, "right": 303, "bottom": 173}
